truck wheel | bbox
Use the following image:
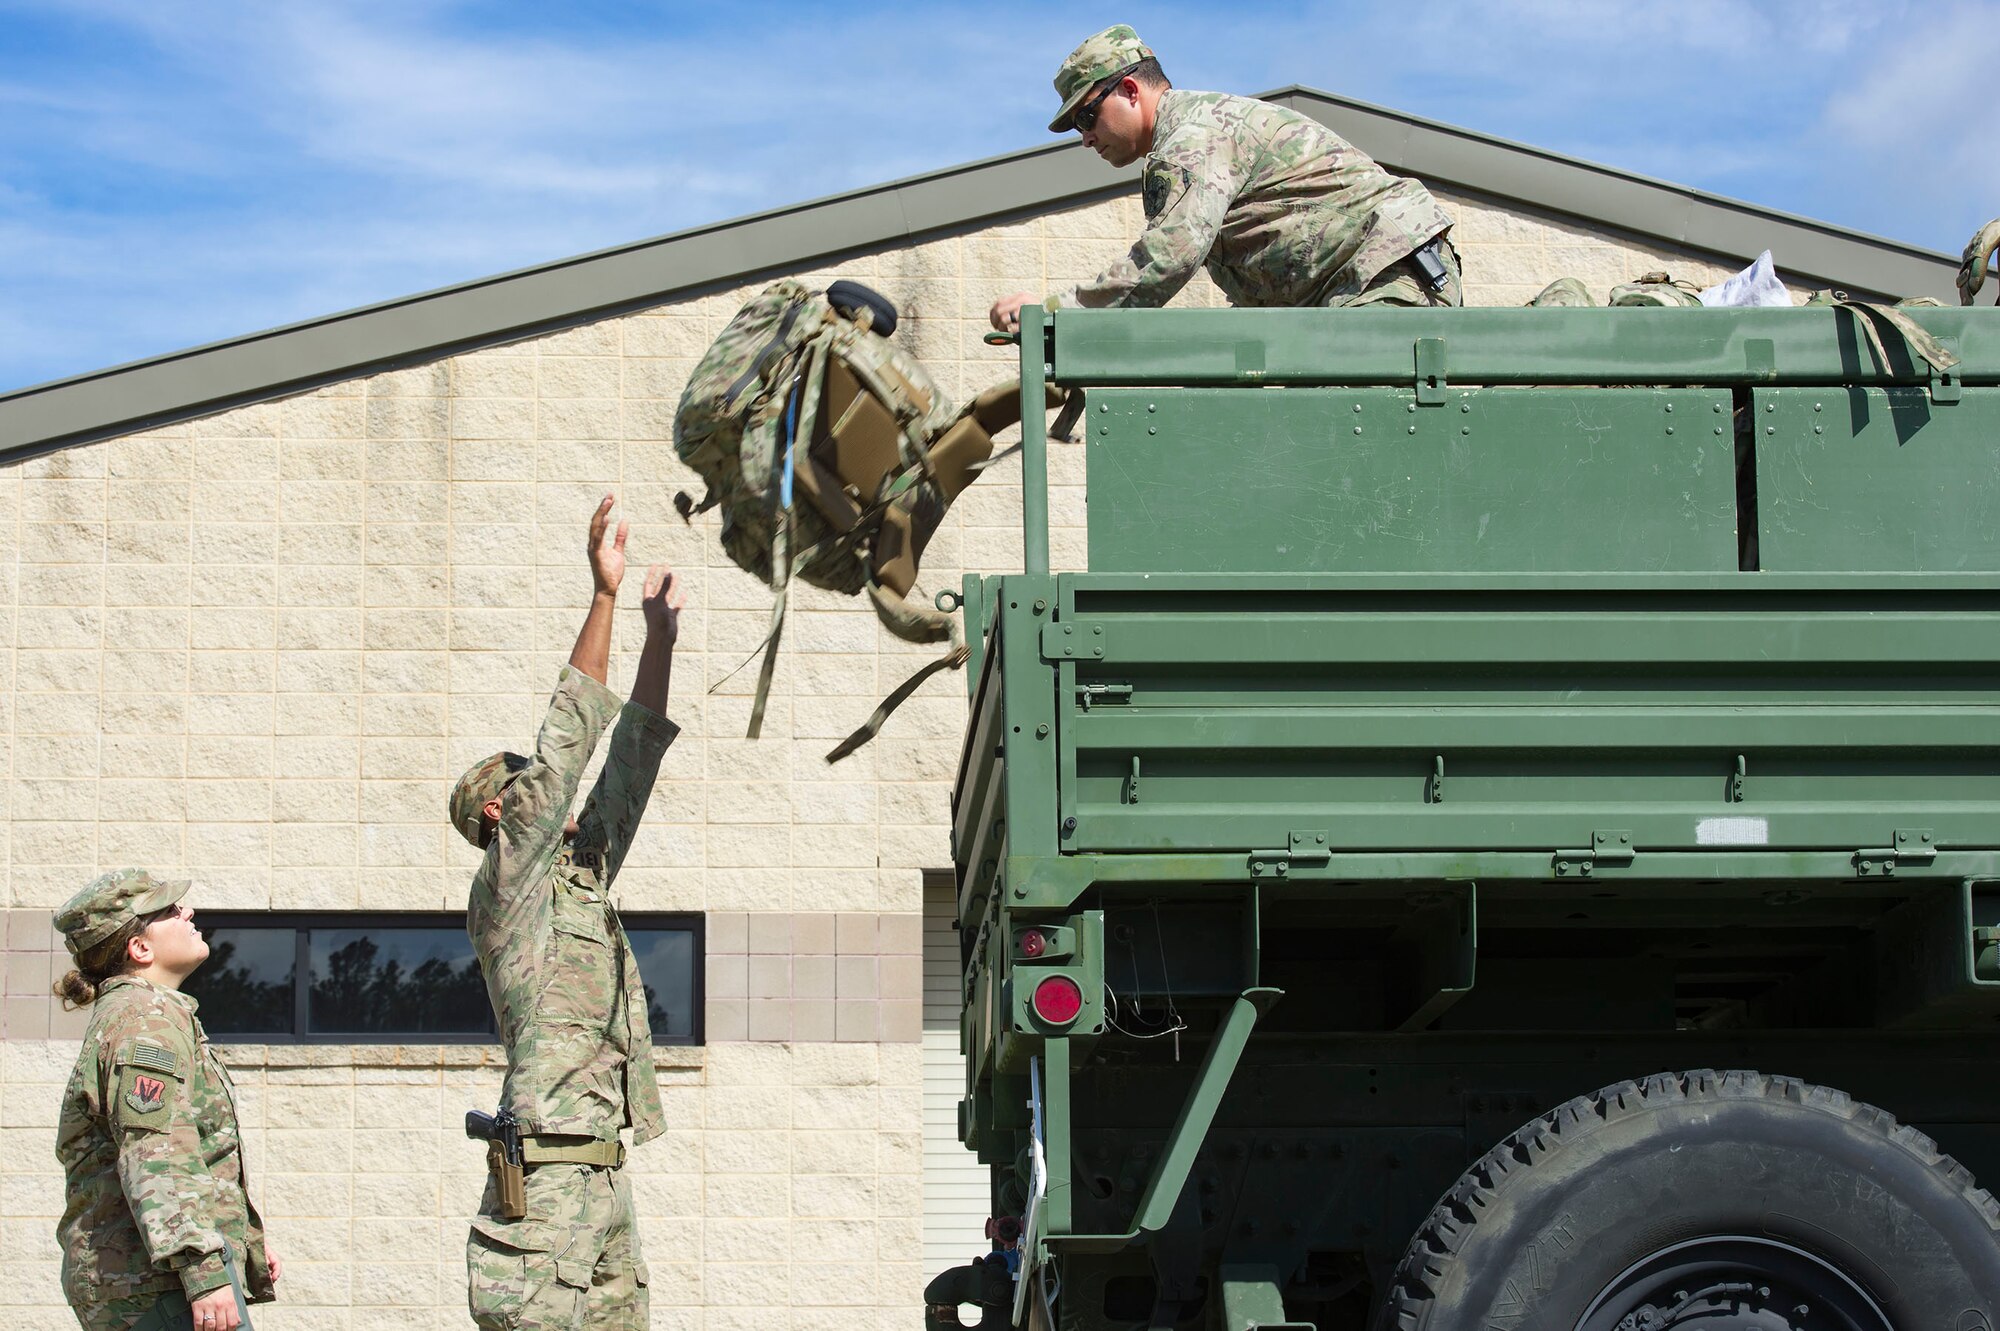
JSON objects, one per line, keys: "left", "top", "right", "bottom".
{"left": 1379, "top": 1069, "right": 2000, "bottom": 1330}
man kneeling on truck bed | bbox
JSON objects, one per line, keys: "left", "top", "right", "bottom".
{"left": 990, "top": 24, "right": 1462, "bottom": 333}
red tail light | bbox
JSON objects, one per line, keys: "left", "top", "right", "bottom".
{"left": 1019, "top": 928, "right": 1046, "bottom": 958}
{"left": 1032, "top": 975, "right": 1083, "bottom": 1025}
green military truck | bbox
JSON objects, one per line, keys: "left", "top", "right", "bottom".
{"left": 926, "top": 303, "right": 2000, "bottom": 1331}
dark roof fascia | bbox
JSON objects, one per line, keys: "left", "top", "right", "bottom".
{"left": 0, "top": 143, "right": 1131, "bottom": 463}
{"left": 1, "top": 86, "right": 1961, "bottom": 463}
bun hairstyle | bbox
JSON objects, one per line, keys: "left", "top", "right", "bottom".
{"left": 53, "top": 918, "right": 146, "bottom": 1010}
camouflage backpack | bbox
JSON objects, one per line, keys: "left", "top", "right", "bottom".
{"left": 1527, "top": 276, "right": 1596, "bottom": 308}
{"left": 675, "top": 279, "right": 1073, "bottom": 755}
{"left": 1608, "top": 271, "right": 1705, "bottom": 307}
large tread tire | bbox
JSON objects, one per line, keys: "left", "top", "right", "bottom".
{"left": 1379, "top": 1068, "right": 2000, "bottom": 1329}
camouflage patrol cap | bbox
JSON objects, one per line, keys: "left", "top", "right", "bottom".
{"left": 1049, "top": 25, "right": 1155, "bottom": 132}
{"left": 54, "top": 869, "right": 189, "bottom": 957}
{"left": 449, "top": 751, "right": 530, "bottom": 846}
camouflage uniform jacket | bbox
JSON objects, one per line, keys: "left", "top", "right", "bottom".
{"left": 469, "top": 665, "right": 678, "bottom": 1145}
{"left": 1054, "top": 90, "right": 1455, "bottom": 310}
{"left": 55, "top": 975, "right": 274, "bottom": 1305}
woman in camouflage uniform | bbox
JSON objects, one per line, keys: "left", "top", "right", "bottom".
{"left": 52, "top": 869, "right": 280, "bottom": 1331}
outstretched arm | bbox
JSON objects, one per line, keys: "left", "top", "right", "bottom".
{"left": 573, "top": 563, "right": 687, "bottom": 883}
{"left": 629, "top": 564, "right": 684, "bottom": 717}
{"left": 570, "top": 493, "right": 627, "bottom": 685}
{"left": 486, "top": 498, "right": 626, "bottom": 884}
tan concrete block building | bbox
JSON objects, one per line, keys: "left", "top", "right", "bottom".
{"left": 0, "top": 88, "right": 1962, "bottom": 1329}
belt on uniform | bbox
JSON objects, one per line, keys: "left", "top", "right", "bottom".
{"left": 521, "top": 1136, "right": 625, "bottom": 1168}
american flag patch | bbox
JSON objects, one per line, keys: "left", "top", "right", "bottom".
{"left": 127, "top": 1041, "right": 179, "bottom": 1076}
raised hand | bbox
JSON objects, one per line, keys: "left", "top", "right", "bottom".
{"left": 587, "top": 493, "right": 629, "bottom": 597}
{"left": 641, "top": 565, "right": 685, "bottom": 650}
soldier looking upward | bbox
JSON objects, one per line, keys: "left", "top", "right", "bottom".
{"left": 452, "top": 495, "right": 686, "bottom": 1330}
{"left": 52, "top": 869, "right": 280, "bottom": 1331}
{"left": 990, "top": 24, "right": 1462, "bottom": 331}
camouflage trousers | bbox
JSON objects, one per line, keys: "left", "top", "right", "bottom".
{"left": 1342, "top": 237, "right": 1463, "bottom": 308}
{"left": 467, "top": 1163, "right": 648, "bottom": 1330}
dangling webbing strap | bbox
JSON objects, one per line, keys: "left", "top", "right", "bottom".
{"left": 747, "top": 340, "right": 827, "bottom": 739}
{"left": 827, "top": 635, "right": 969, "bottom": 764}
{"left": 1829, "top": 298, "right": 1959, "bottom": 377}
{"left": 746, "top": 391, "right": 799, "bottom": 740}
{"left": 1049, "top": 388, "right": 1088, "bottom": 444}
{"left": 823, "top": 578, "right": 969, "bottom": 763}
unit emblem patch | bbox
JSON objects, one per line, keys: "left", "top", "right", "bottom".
{"left": 126, "top": 1075, "right": 166, "bottom": 1114}
{"left": 1142, "top": 162, "right": 1192, "bottom": 219}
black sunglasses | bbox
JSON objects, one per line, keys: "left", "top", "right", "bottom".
{"left": 1072, "top": 63, "right": 1142, "bottom": 132}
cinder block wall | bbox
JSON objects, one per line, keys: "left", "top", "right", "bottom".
{"left": 0, "top": 187, "right": 1785, "bottom": 1328}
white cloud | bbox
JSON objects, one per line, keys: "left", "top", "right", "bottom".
{"left": 1820, "top": 2, "right": 1996, "bottom": 249}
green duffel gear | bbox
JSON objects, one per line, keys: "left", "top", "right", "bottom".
{"left": 1797, "top": 291, "right": 1959, "bottom": 377}
{"left": 1528, "top": 276, "right": 1596, "bottom": 307}
{"left": 675, "top": 278, "right": 1076, "bottom": 757}
{"left": 1608, "top": 270, "right": 1705, "bottom": 307}
{"left": 1959, "top": 217, "right": 2000, "bottom": 306}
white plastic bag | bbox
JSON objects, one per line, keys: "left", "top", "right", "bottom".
{"left": 1699, "top": 250, "right": 1792, "bottom": 308}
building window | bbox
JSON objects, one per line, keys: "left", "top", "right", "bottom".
{"left": 183, "top": 912, "right": 703, "bottom": 1045}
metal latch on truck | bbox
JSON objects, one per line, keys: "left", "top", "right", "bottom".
{"left": 1076, "top": 682, "right": 1131, "bottom": 709}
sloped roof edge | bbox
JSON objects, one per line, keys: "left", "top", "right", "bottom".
{"left": 1, "top": 86, "right": 1959, "bottom": 462}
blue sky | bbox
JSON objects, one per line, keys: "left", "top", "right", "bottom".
{"left": 1, "top": 0, "right": 1989, "bottom": 391}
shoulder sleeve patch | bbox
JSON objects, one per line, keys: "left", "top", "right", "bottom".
{"left": 113, "top": 1061, "right": 178, "bottom": 1132}
{"left": 1142, "top": 161, "right": 1195, "bottom": 220}
{"left": 127, "top": 1040, "right": 180, "bottom": 1077}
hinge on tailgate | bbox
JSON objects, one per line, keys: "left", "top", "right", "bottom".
{"left": 1855, "top": 828, "right": 1937, "bottom": 877}
{"left": 1552, "top": 830, "right": 1634, "bottom": 877}
{"left": 1077, "top": 682, "right": 1132, "bottom": 710}
{"left": 1041, "top": 622, "right": 1106, "bottom": 660}
{"left": 1247, "top": 831, "right": 1332, "bottom": 878}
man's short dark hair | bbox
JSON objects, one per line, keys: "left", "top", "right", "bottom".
{"left": 1131, "top": 57, "right": 1169, "bottom": 90}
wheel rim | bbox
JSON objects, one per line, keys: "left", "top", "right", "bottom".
{"left": 1573, "top": 1236, "right": 1894, "bottom": 1331}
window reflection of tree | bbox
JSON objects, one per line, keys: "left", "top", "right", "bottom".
{"left": 188, "top": 923, "right": 696, "bottom": 1041}
{"left": 311, "top": 936, "right": 491, "bottom": 1033}
{"left": 187, "top": 937, "right": 292, "bottom": 1035}
{"left": 642, "top": 979, "right": 671, "bottom": 1035}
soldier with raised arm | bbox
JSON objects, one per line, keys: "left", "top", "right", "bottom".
{"left": 453, "top": 495, "right": 686, "bottom": 1331}
{"left": 991, "top": 24, "right": 1461, "bottom": 331}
